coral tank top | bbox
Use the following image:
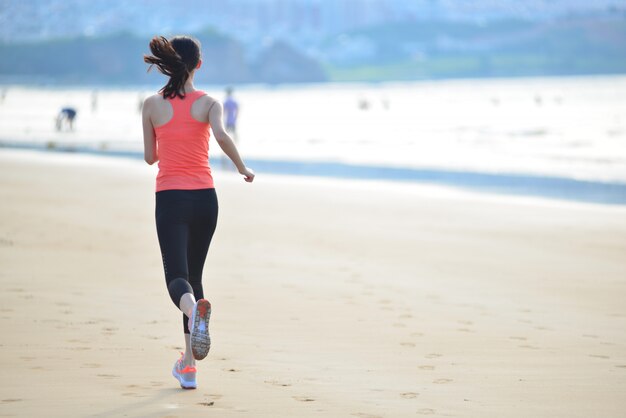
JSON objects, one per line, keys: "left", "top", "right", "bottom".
{"left": 154, "top": 90, "right": 214, "bottom": 192}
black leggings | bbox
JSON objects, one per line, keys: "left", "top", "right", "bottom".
{"left": 155, "top": 188, "right": 218, "bottom": 334}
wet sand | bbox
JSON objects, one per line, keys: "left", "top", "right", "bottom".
{"left": 1, "top": 149, "right": 625, "bottom": 417}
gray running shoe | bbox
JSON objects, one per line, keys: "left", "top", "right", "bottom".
{"left": 172, "top": 352, "right": 197, "bottom": 389}
{"left": 190, "top": 299, "right": 211, "bottom": 360}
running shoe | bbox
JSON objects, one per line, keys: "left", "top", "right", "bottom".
{"left": 190, "top": 299, "right": 211, "bottom": 360}
{"left": 172, "top": 352, "right": 197, "bottom": 389}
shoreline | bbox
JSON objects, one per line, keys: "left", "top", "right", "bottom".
{"left": 2, "top": 144, "right": 626, "bottom": 206}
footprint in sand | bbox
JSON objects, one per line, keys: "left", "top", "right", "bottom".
{"left": 1, "top": 399, "right": 22, "bottom": 403}
{"left": 535, "top": 326, "right": 552, "bottom": 331}
{"left": 418, "top": 365, "right": 435, "bottom": 371}
{"left": 0, "top": 238, "right": 15, "bottom": 246}
{"left": 393, "top": 322, "right": 406, "bottom": 328}
{"left": 425, "top": 353, "right": 442, "bottom": 359}
{"left": 265, "top": 380, "right": 292, "bottom": 387}
{"left": 417, "top": 408, "right": 436, "bottom": 415}
{"left": 197, "top": 402, "right": 214, "bottom": 406}
{"left": 351, "top": 413, "right": 382, "bottom": 418}
{"left": 589, "top": 354, "right": 610, "bottom": 359}
{"left": 582, "top": 334, "right": 599, "bottom": 339}
{"left": 615, "top": 365, "right": 626, "bottom": 369}
{"left": 122, "top": 392, "right": 146, "bottom": 398}
{"left": 433, "top": 378, "right": 453, "bottom": 384}
{"left": 67, "top": 338, "right": 88, "bottom": 344}
{"left": 400, "top": 392, "right": 419, "bottom": 399}
{"left": 97, "top": 374, "right": 119, "bottom": 379}
{"left": 518, "top": 344, "right": 540, "bottom": 350}
{"left": 509, "top": 336, "right": 527, "bottom": 341}
{"left": 81, "top": 363, "right": 101, "bottom": 369}
{"left": 400, "top": 342, "right": 416, "bottom": 348}
{"left": 143, "top": 335, "right": 163, "bottom": 340}
{"left": 293, "top": 396, "right": 315, "bottom": 402}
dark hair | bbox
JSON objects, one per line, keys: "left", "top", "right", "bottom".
{"left": 144, "top": 35, "right": 201, "bottom": 99}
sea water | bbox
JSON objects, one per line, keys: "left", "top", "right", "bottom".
{"left": 1, "top": 76, "right": 625, "bottom": 202}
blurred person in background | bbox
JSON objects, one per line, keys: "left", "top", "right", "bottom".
{"left": 55, "top": 107, "right": 77, "bottom": 131}
{"left": 223, "top": 87, "right": 239, "bottom": 142}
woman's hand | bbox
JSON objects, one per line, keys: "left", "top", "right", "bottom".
{"left": 240, "top": 167, "right": 255, "bottom": 183}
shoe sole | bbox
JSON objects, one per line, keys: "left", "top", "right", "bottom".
{"left": 190, "top": 299, "right": 211, "bottom": 360}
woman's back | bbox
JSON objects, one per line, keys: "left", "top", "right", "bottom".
{"left": 151, "top": 90, "right": 214, "bottom": 192}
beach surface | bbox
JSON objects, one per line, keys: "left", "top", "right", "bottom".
{"left": 1, "top": 149, "right": 625, "bottom": 417}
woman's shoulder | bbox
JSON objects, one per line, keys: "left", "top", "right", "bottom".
{"left": 194, "top": 93, "right": 220, "bottom": 110}
{"left": 143, "top": 93, "right": 164, "bottom": 107}
{"left": 195, "top": 92, "right": 217, "bottom": 103}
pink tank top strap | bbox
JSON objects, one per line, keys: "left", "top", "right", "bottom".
{"left": 167, "top": 90, "right": 206, "bottom": 119}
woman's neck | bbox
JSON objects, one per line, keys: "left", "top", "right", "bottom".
{"left": 183, "top": 73, "right": 195, "bottom": 93}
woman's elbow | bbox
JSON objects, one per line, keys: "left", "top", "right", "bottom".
{"left": 144, "top": 155, "right": 157, "bottom": 165}
{"left": 214, "top": 131, "right": 229, "bottom": 145}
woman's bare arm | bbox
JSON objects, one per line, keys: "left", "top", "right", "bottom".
{"left": 209, "top": 100, "right": 254, "bottom": 182}
{"left": 142, "top": 97, "right": 159, "bottom": 165}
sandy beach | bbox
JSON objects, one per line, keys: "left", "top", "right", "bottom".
{"left": 1, "top": 148, "right": 625, "bottom": 417}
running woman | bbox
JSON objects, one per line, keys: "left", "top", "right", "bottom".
{"left": 142, "top": 35, "right": 254, "bottom": 389}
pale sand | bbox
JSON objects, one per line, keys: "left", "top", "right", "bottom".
{"left": 0, "top": 149, "right": 625, "bottom": 417}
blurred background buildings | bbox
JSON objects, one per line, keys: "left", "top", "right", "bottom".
{"left": 1, "top": 0, "right": 625, "bottom": 84}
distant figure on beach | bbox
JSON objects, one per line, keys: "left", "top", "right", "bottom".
{"left": 222, "top": 87, "right": 239, "bottom": 168}
{"left": 55, "top": 107, "right": 77, "bottom": 131}
{"left": 0, "top": 88, "right": 7, "bottom": 103}
{"left": 223, "top": 87, "right": 239, "bottom": 140}
{"left": 142, "top": 35, "right": 255, "bottom": 390}
{"left": 137, "top": 93, "right": 145, "bottom": 113}
{"left": 91, "top": 91, "right": 98, "bottom": 112}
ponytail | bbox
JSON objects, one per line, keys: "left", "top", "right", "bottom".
{"left": 144, "top": 36, "right": 201, "bottom": 99}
